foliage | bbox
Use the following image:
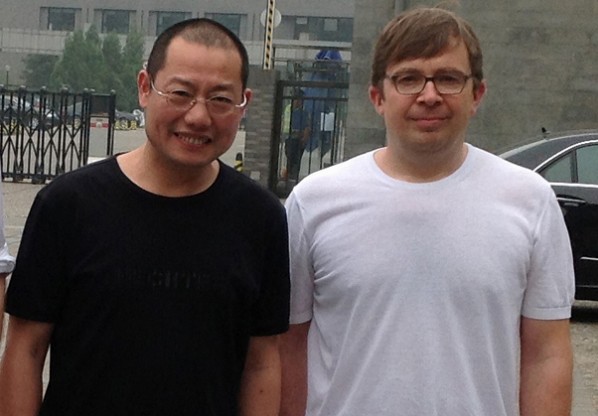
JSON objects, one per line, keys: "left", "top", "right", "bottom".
{"left": 21, "top": 54, "right": 59, "bottom": 89}
{"left": 119, "top": 30, "right": 145, "bottom": 111}
{"left": 23, "top": 25, "right": 145, "bottom": 111}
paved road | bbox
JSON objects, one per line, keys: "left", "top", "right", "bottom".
{"left": 0, "top": 128, "right": 597, "bottom": 414}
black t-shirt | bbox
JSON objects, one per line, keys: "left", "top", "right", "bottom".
{"left": 7, "top": 157, "right": 290, "bottom": 415}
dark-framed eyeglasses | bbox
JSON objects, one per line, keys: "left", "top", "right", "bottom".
{"left": 150, "top": 81, "right": 247, "bottom": 116}
{"left": 385, "top": 71, "right": 473, "bottom": 95}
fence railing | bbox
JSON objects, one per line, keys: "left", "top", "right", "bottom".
{"left": 271, "top": 78, "right": 349, "bottom": 197}
{"left": 0, "top": 86, "right": 115, "bottom": 183}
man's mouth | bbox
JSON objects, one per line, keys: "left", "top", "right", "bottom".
{"left": 413, "top": 117, "right": 446, "bottom": 129}
{"left": 176, "top": 133, "right": 211, "bottom": 145}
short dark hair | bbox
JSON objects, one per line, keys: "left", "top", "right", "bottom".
{"left": 371, "top": 7, "right": 483, "bottom": 91}
{"left": 146, "top": 18, "right": 250, "bottom": 89}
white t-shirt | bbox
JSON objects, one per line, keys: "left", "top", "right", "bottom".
{"left": 286, "top": 144, "right": 574, "bottom": 416}
{"left": 0, "top": 181, "right": 15, "bottom": 274}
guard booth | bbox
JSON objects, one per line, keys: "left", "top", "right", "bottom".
{"left": 271, "top": 52, "right": 349, "bottom": 197}
{"left": 87, "top": 92, "right": 116, "bottom": 160}
{"left": 0, "top": 86, "right": 115, "bottom": 183}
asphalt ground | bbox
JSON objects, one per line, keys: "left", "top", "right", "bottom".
{"left": 0, "top": 127, "right": 596, "bottom": 414}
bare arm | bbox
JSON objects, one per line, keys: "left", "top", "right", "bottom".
{"left": 0, "top": 316, "right": 53, "bottom": 416}
{"left": 238, "top": 335, "right": 282, "bottom": 416}
{"left": 0, "top": 274, "right": 6, "bottom": 337}
{"left": 520, "top": 317, "right": 573, "bottom": 416}
{"left": 280, "top": 322, "right": 310, "bottom": 416}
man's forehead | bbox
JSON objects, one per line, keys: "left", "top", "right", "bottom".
{"left": 388, "top": 41, "right": 469, "bottom": 69}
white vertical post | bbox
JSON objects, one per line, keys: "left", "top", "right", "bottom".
{"left": 262, "top": 0, "right": 276, "bottom": 70}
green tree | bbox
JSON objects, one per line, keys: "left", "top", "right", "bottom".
{"left": 102, "top": 32, "right": 125, "bottom": 95}
{"left": 22, "top": 54, "right": 59, "bottom": 89}
{"left": 46, "top": 25, "right": 145, "bottom": 111}
{"left": 50, "top": 28, "right": 107, "bottom": 91}
{"left": 119, "top": 30, "right": 145, "bottom": 111}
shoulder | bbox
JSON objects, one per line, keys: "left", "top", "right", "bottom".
{"left": 36, "top": 158, "right": 120, "bottom": 206}
{"left": 469, "top": 145, "right": 553, "bottom": 192}
{"left": 44, "top": 157, "right": 117, "bottom": 188}
{"left": 293, "top": 151, "right": 375, "bottom": 195}
{"left": 467, "top": 145, "right": 557, "bottom": 216}
{"left": 218, "top": 163, "right": 285, "bottom": 214}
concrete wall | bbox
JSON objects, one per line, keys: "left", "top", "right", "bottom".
{"left": 345, "top": 0, "right": 598, "bottom": 155}
{"left": 464, "top": 0, "right": 598, "bottom": 150}
{"left": 344, "top": 0, "right": 394, "bottom": 159}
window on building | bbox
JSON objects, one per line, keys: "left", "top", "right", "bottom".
{"left": 101, "top": 10, "right": 131, "bottom": 34}
{"left": 47, "top": 7, "right": 77, "bottom": 31}
{"left": 156, "top": 12, "right": 192, "bottom": 36}
{"left": 279, "top": 16, "right": 353, "bottom": 42}
{"left": 204, "top": 13, "right": 243, "bottom": 38}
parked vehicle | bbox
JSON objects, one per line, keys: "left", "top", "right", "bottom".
{"left": 1, "top": 95, "right": 58, "bottom": 130}
{"left": 115, "top": 109, "right": 141, "bottom": 129}
{"left": 55, "top": 101, "right": 86, "bottom": 127}
{"left": 500, "top": 130, "right": 598, "bottom": 301}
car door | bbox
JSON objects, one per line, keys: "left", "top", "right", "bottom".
{"left": 539, "top": 142, "right": 598, "bottom": 299}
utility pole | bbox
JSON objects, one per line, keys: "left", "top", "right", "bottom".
{"left": 261, "top": 0, "right": 276, "bottom": 70}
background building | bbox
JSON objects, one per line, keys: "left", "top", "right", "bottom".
{"left": 0, "top": 0, "right": 354, "bottom": 82}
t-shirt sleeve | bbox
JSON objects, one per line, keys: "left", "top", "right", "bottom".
{"left": 250, "top": 200, "right": 291, "bottom": 336}
{"left": 522, "top": 188, "right": 575, "bottom": 320}
{"left": 6, "top": 187, "right": 69, "bottom": 322}
{"left": 285, "top": 191, "right": 314, "bottom": 324}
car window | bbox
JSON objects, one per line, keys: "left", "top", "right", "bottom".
{"left": 577, "top": 144, "right": 598, "bottom": 185}
{"left": 542, "top": 153, "right": 573, "bottom": 183}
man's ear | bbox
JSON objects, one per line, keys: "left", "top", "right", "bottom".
{"left": 369, "top": 84, "right": 385, "bottom": 116}
{"left": 137, "top": 70, "right": 151, "bottom": 109}
{"left": 240, "top": 88, "right": 253, "bottom": 117}
{"left": 470, "top": 79, "right": 487, "bottom": 116}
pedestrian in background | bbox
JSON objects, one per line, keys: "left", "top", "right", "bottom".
{"left": 281, "top": 7, "right": 574, "bottom": 416}
{"left": 283, "top": 90, "right": 311, "bottom": 181}
{"left": 0, "top": 182, "right": 15, "bottom": 338}
{"left": 0, "top": 18, "right": 289, "bottom": 416}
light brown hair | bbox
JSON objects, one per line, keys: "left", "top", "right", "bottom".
{"left": 371, "top": 7, "right": 483, "bottom": 91}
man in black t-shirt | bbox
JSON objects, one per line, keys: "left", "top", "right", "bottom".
{"left": 0, "top": 18, "right": 289, "bottom": 416}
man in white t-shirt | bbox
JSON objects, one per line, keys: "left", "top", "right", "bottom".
{"left": 0, "top": 181, "right": 15, "bottom": 338}
{"left": 280, "top": 7, "right": 574, "bottom": 416}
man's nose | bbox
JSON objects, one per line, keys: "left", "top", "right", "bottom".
{"left": 417, "top": 79, "right": 443, "bottom": 103}
{"left": 184, "top": 99, "right": 212, "bottom": 126}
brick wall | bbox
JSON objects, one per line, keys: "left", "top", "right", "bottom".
{"left": 244, "top": 66, "right": 278, "bottom": 188}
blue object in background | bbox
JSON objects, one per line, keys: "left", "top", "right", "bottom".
{"left": 304, "top": 49, "right": 342, "bottom": 154}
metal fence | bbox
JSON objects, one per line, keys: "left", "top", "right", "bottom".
{"left": 271, "top": 76, "right": 349, "bottom": 197}
{"left": 0, "top": 87, "right": 115, "bottom": 183}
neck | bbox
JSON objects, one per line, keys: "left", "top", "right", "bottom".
{"left": 117, "top": 145, "right": 220, "bottom": 197}
{"left": 375, "top": 142, "right": 468, "bottom": 183}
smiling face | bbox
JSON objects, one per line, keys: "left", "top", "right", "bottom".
{"left": 369, "top": 38, "right": 485, "bottom": 157}
{"left": 138, "top": 36, "right": 251, "bottom": 173}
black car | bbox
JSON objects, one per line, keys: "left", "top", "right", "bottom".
{"left": 1, "top": 95, "right": 58, "bottom": 130}
{"left": 500, "top": 130, "right": 598, "bottom": 301}
{"left": 115, "top": 109, "right": 141, "bottom": 130}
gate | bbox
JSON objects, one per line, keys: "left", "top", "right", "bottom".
{"left": 0, "top": 87, "right": 115, "bottom": 183}
{"left": 271, "top": 59, "right": 349, "bottom": 197}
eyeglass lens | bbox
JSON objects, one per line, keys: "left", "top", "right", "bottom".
{"left": 390, "top": 72, "right": 470, "bottom": 95}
